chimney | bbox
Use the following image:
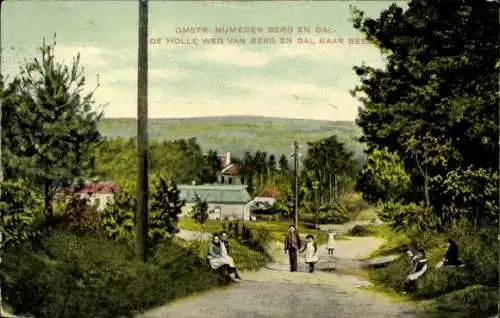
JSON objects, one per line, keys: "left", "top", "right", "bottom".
{"left": 226, "top": 152, "right": 231, "bottom": 165}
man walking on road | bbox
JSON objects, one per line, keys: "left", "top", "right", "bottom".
{"left": 284, "top": 225, "right": 302, "bottom": 272}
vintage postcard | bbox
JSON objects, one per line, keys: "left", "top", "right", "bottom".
{"left": 1, "top": 1, "right": 498, "bottom": 317}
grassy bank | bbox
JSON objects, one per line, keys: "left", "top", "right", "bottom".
{"left": 179, "top": 239, "right": 270, "bottom": 271}
{"left": 349, "top": 224, "right": 498, "bottom": 318}
{"left": 1, "top": 229, "right": 265, "bottom": 318}
{"left": 178, "top": 219, "right": 328, "bottom": 245}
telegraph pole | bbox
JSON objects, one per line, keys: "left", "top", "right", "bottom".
{"left": 312, "top": 180, "right": 319, "bottom": 229}
{"left": 136, "top": 0, "right": 149, "bottom": 262}
{"left": 293, "top": 141, "right": 299, "bottom": 228}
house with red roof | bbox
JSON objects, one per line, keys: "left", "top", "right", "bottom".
{"left": 58, "top": 181, "right": 117, "bottom": 211}
{"left": 216, "top": 152, "right": 248, "bottom": 186}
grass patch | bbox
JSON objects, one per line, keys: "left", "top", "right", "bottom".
{"left": 178, "top": 219, "right": 327, "bottom": 244}
{"left": 355, "top": 224, "right": 498, "bottom": 318}
{"left": 178, "top": 238, "right": 269, "bottom": 271}
{"left": 416, "top": 285, "right": 498, "bottom": 318}
{"left": 1, "top": 230, "right": 231, "bottom": 318}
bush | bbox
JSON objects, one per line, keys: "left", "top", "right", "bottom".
{"left": 225, "top": 221, "right": 272, "bottom": 257}
{"left": 418, "top": 285, "right": 497, "bottom": 317}
{"left": 0, "top": 179, "right": 43, "bottom": 248}
{"left": 57, "top": 194, "right": 102, "bottom": 234}
{"left": 366, "top": 224, "right": 498, "bottom": 318}
{"left": 1, "top": 230, "right": 229, "bottom": 318}
{"left": 317, "top": 202, "right": 349, "bottom": 224}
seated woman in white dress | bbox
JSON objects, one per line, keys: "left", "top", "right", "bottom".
{"left": 207, "top": 233, "right": 241, "bottom": 281}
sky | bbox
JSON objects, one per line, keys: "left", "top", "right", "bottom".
{"left": 2, "top": 1, "right": 406, "bottom": 121}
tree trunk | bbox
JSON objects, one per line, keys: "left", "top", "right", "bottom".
{"left": 328, "top": 171, "right": 332, "bottom": 203}
{"left": 423, "top": 176, "right": 430, "bottom": 207}
{"left": 333, "top": 174, "right": 337, "bottom": 201}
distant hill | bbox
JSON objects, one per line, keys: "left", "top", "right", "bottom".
{"left": 99, "top": 116, "right": 366, "bottom": 163}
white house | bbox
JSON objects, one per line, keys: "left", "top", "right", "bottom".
{"left": 249, "top": 186, "right": 280, "bottom": 212}
{"left": 178, "top": 184, "right": 253, "bottom": 221}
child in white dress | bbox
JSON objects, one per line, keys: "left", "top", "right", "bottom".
{"left": 326, "top": 229, "right": 336, "bottom": 255}
{"left": 301, "top": 234, "right": 319, "bottom": 273}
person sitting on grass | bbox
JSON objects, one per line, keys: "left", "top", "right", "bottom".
{"left": 220, "top": 230, "right": 242, "bottom": 279}
{"left": 403, "top": 248, "right": 428, "bottom": 294}
{"left": 436, "top": 239, "right": 465, "bottom": 269}
{"left": 207, "top": 233, "right": 241, "bottom": 281}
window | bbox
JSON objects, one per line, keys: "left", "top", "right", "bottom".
{"left": 228, "top": 177, "right": 233, "bottom": 184}
{"left": 241, "top": 176, "right": 245, "bottom": 184}
{"left": 221, "top": 176, "right": 225, "bottom": 183}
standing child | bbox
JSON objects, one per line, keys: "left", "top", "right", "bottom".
{"left": 301, "top": 234, "right": 319, "bottom": 273}
{"left": 326, "top": 229, "right": 336, "bottom": 255}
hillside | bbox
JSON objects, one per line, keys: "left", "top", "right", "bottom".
{"left": 99, "top": 116, "right": 366, "bottom": 162}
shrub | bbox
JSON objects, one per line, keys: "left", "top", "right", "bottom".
{"left": 102, "top": 177, "right": 185, "bottom": 248}
{"left": 58, "top": 194, "right": 101, "bottom": 234}
{"left": 0, "top": 179, "right": 43, "bottom": 248}
{"left": 367, "top": 223, "right": 498, "bottom": 318}
{"left": 1, "top": 230, "right": 228, "bottom": 318}
{"left": 317, "top": 202, "right": 349, "bottom": 224}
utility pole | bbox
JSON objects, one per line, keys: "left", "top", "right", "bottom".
{"left": 1, "top": 0, "right": 4, "bottom": 314}
{"left": 293, "top": 141, "right": 299, "bottom": 228}
{"left": 312, "top": 180, "right": 319, "bottom": 229}
{"left": 136, "top": 0, "right": 149, "bottom": 262}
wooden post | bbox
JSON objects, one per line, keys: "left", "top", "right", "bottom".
{"left": 293, "top": 141, "right": 299, "bottom": 228}
{"left": 136, "top": 0, "right": 149, "bottom": 262}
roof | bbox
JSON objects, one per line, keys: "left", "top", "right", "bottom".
{"left": 178, "top": 184, "right": 252, "bottom": 204}
{"left": 59, "top": 183, "right": 117, "bottom": 195}
{"left": 257, "top": 186, "right": 281, "bottom": 198}
{"left": 220, "top": 163, "right": 247, "bottom": 176}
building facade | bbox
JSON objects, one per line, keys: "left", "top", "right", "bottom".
{"left": 178, "top": 184, "right": 253, "bottom": 221}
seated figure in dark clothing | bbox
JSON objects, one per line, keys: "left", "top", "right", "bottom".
{"left": 436, "top": 239, "right": 465, "bottom": 268}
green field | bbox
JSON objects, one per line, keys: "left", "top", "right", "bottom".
{"left": 99, "top": 116, "right": 366, "bottom": 162}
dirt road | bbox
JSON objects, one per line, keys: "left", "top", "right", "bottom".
{"left": 139, "top": 224, "right": 418, "bottom": 318}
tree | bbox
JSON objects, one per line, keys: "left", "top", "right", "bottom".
{"left": 267, "top": 154, "right": 277, "bottom": 183}
{"left": 149, "top": 177, "right": 185, "bottom": 247}
{"left": 278, "top": 154, "right": 289, "bottom": 175}
{"left": 102, "top": 177, "right": 185, "bottom": 245}
{"left": 356, "top": 147, "right": 411, "bottom": 205}
{"left": 1, "top": 38, "right": 103, "bottom": 222}
{"left": 190, "top": 194, "right": 209, "bottom": 233}
{"left": 351, "top": 1, "right": 499, "bottom": 229}
{"left": 303, "top": 135, "right": 357, "bottom": 205}
{"left": 199, "top": 149, "right": 219, "bottom": 184}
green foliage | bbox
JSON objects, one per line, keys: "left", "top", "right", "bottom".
{"left": 441, "top": 167, "right": 499, "bottom": 228}
{"left": 0, "top": 179, "right": 43, "bottom": 248}
{"left": 102, "top": 178, "right": 185, "bottom": 247}
{"left": 1, "top": 230, "right": 229, "bottom": 318}
{"left": 351, "top": 0, "right": 499, "bottom": 230}
{"left": 302, "top": 135, "right": 358, "bottom": 205}
{"left": 101, "top": 181, "right": 136, "bottom": 240}
{"left": 94, "top": 137, "right": 216, "bottom": 185}
{"left": 1, "top": 38, "right": 103, "bottom": 217}
{"left": 317, "top": 202, "right": 349, "bottom": 224}
{"left": 365, "top": 223, "right": 498, "bottom": 317}
{"left": 225, "top": 221, "right": 272, "bottom": 257}
{"left": 379, "top": 201, "right": 436, "bottom": 232}
{"left": 149, "top": 177, "right": 185, "bottom": 246}
{"left": 190, "top": 194, "right": 209, "bottom": 229}
{"left": 59, "top": 194, "right": 101, "bottom": 234}
{"left": 356, "top": 147, "right": 410, "bottom": 204}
